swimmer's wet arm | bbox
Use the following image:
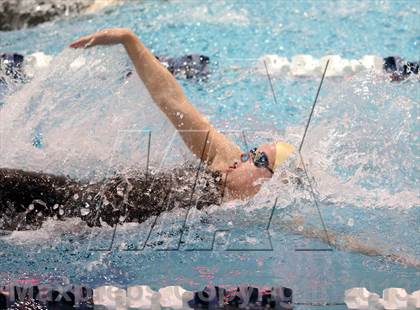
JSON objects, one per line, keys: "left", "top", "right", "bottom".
{"left": 121, "top": 31, "right": 242, "bottom": 166}
{"left": 70, "top": 29, "right": 241, "bottom": 167}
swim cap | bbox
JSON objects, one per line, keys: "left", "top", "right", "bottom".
{"left": 273, "top": 142, "right": 295, "bottom": 170}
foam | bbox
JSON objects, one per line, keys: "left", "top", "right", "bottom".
{"left": 2, "top": 218, "right": 93, "bottom": 245}
{"left": 24, "top": 52, "right": 53, "bottom": 78}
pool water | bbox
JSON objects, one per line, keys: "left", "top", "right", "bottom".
{"left": 0, "top": 0, "right": 419, "bottom": 307}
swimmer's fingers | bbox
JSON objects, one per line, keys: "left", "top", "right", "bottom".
{"left": 69, "top": 35, "right": 96, "bottom": 49}
{"left": 69, "top": 32, "right": 110, "bottom": 49}
{"left": 69, "top": 29, "right": 133, "bottom": 49}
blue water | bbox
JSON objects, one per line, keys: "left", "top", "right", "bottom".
{"left": 0, "top": 0, "right": 419, "bottom": 307}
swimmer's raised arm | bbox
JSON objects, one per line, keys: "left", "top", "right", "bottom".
{"left": 70, "top": 28, "right": 241, "bottom": 170}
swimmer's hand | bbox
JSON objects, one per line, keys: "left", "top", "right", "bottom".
{"left": 69, "top": 28, "right": 133, "bottom": 49}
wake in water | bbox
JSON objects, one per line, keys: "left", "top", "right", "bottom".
{"left": 0, "top": 48, "right": 418, "bottom": 269}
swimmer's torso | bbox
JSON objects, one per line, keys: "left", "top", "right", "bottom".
{"left": 0, "top": 166, "right": 223, "bottom": 231}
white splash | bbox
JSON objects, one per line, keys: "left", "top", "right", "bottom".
{"left": 0, "top": 47, "right": 193, "bottom": 180}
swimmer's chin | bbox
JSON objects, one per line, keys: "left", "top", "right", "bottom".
{"left": 223, "top": 180, "right": 264, "bottom": 201}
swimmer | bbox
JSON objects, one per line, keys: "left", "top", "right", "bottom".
{"left": 383, "top": 56, "right": 419, "bottom": 81}
{"left": 69, "top": 28, "right": 295, "bottom": 200}
{"left": 0, "top": 28, "right": 294, "bottom": 230}
{"left": 2, "top": 29, "right": 415, "bottom": 269}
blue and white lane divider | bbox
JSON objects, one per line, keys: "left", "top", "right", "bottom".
{"left": 256, "top": 54, "right": 385, "bottom": 77}
{"left": 0, "top": 285, "right": 292, "bottom": 309}
{"left": 24, "top": 52, "right": 388, "bottom": 79}
{"left": 1, "top": 284, "right": 419, "bottom": 309}
{"left": 344, "top": 288, "right": 420, "bottom": 310}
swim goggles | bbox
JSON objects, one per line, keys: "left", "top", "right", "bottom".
{"left": 241, "top": 147, "right": 274, "bottom": 174}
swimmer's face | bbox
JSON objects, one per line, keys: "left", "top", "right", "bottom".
{"left": 225, "top": 142, "right": 276, "bottom": 198}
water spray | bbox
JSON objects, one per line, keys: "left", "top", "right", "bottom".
{"left": 264, "top": 59, "right": 332, "bottom": 249}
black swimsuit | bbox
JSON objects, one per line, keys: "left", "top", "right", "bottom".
{"left": 0, "top": 165, "right": 223, "bottom": 231}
